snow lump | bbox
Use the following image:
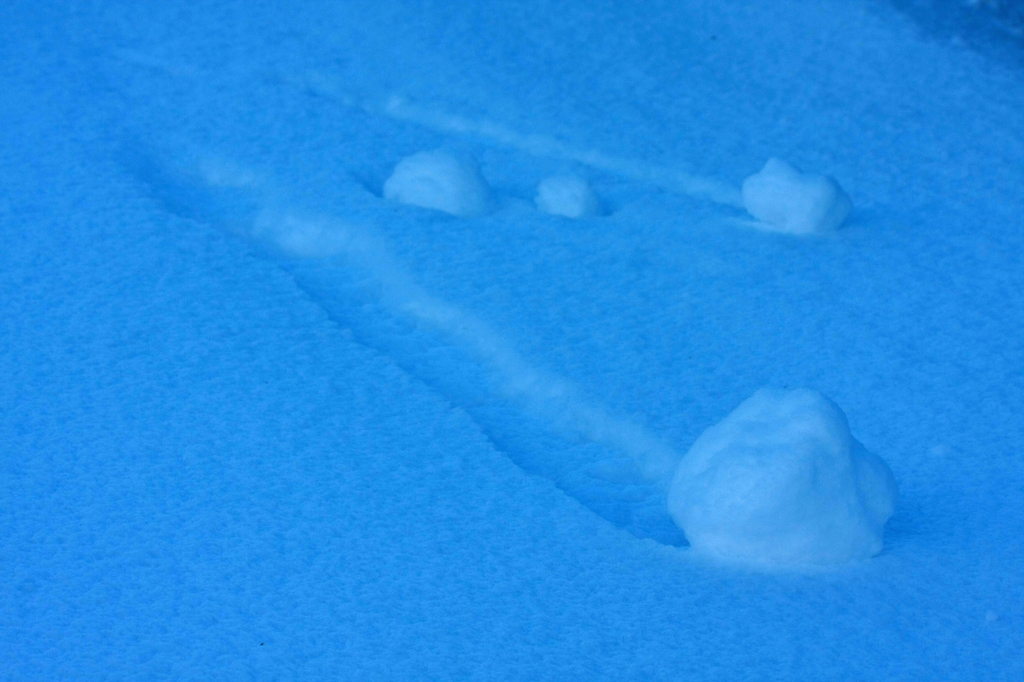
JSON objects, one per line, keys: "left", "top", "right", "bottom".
{"left": 535, "top": 175, "right": 601, "bottom": 218}
{"left": 742, "top": 158, "right": 852, "bottom": 234}
{"left": 383, "top": 150, "right": 493, "bottom": 217}
{"left": 667, "top": 389, "right": 898, "bottom": 567}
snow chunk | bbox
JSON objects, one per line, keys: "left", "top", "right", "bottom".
{"left": 667, "top": 389, "right": 898, "bottom": 566}
{"left": 383, "top": 150, "right": 492, "bottom": 217}
{"left": 742, "top": 159, "right": 852, "bottom": 234}
{"left": 535, "top": 175, "right": 601, "bottom": 218}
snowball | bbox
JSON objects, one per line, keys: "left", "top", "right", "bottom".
{"left": 383, "top": 150, "right": 492, "bottom": 217}
{"left": 535, "top": 175, "right": 601, "bottom": 218}
{"left": 667, "top": 389, "right": 898, "bottom": 566}
{"left": 741, "top": 158, "right": 852, "bottom": 234}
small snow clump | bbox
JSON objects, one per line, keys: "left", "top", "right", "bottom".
{"left": 667, "top": 388, "right": 898, "bottom": 567}
{"left": 742, "top": 158, "right": 852, "bottom": 234}
{"left": 383, "top": 150, "right": 492, "bottom": 217}
{"left": 535, "top": 175, "right": 601, "bottom": 218}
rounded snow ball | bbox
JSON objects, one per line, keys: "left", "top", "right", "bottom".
{"left": 742, "top": 158, "right": 852, "bottom": 234}
{"left": 535, "top": 175, "right": 601, "bottom": 218}
{"left": 383, "top": 150, "right": 492, "bottom": 217}
{"left": 667, "top": 389, "right": 898, "bottom": 566}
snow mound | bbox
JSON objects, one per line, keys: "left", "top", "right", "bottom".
{"left": 667, "top": 389, "right": 898, "bottom": 566}
{"left": 742, "top": 159, "right": 852, "bottom": 234}
{"left": 535, "top": 175, "right": 601, "bottom": 218}
{"left": 383, "top": 150, "right": 492, "bottom": 217}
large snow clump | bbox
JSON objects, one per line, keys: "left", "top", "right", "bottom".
{"left": 667, "top": 389, "right": 898, "bottom": 566}
{"left": 742, "top": 159, "right": 852, "bottom": 234}
{"left": 535, "top": 175, "right": 601, "bottom": 218}
{"left": 383, "top": 150, "right": 492, "bottom": 217}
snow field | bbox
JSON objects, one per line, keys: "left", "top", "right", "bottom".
{"left": 383, "top": 149, "right": 493, "bottom": 217}
{"left": 742, "top": 159, "right": 853, "bottom": 234}
{"left": 6, "top": 0, "right": 1024, "bottom": 677}
{"left": 667, "top": 389, "right": 898, "bottom": 566}
{"left": 535, "top": 175, "right": 601, "bottom": 218}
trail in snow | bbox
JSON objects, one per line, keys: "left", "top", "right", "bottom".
{"left": 140, "top": 152, "right": 686, "bottom": 542}
{"left": 255, "top": 199, "right": 680, "bottom": 481}
{"left": 109, "top": 51, "right": 746, "bottom": 207}
{"left": 264, "top": 65, "right": 744, "bottom": 208}
{"left": 380, "top": 95, "right": 744, "bottom": 207}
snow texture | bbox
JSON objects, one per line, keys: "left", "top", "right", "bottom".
{"left": 237, "top": 190, "right": 679, "bottom": 483}
{"left": 4, "top": 0, "right": 1024, "bottom": 679}
{"left": 535, "top": 175, "right": 601, "bottom": 218}
{"left": 383, "top": 96, "right": 743, "bottom": 206}
{"left": 383, "top": 149, "right": 492, "bottom": 217}
{"left": 742, "top": 158, "right": 853, "bottom": 234}
{"left": 667, "top": 389, "right": 899, "bottom": 566}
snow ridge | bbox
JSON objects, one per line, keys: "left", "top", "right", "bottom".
{"left": 383, "top": 95, "right": 744, "bottom": 207}
{"left": 200, "top": 158, "right": 682, "bottom": 484}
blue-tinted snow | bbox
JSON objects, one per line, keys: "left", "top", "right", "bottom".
{"left": 384, "top": 150, "right": 494, "bottom": 217}
{"left": 2, "top": 0, "right": 1023, "bottom": 679}
{"left": 667, "top": 389, "right": 899, "bottom": 566}
{"left": 741, "top": 158, "right": 853, "bottom": 234}
{"left": 536, "top": 175, "right": 602, "bottom": 219}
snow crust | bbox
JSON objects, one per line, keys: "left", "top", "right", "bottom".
{"left": 383, "top": 150, "right": 492, "bottom": 217}
{"left": 535, "top": 175, "right": 601, "bottom": 218}
{"left": 667, "top": 389, "right": 898, "bottom": 566}
{"left": 742, "top": 159, "right": 852, "bottom": 234}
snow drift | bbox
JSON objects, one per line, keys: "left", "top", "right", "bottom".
{"left": 667, "top": 389, "right": 898, "bottom": 566}
{"left": 742, "top": 159, "right": 852, "bottom": 234}
{"left": 383, "top": 149, "right": 493, "bottom": 217}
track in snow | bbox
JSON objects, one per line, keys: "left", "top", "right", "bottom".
{"left": 120, "top": 55, "right": 763, "bottom": 545}
{"left": 133, "top": 152, "right": 708, "bottom": 546}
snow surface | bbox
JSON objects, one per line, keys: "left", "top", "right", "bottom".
{"left": 3, "top": 0, "right": 1024, "bottom": 680}
{"left": 535, "top": 175, "right": 602, "bottom": 218}
{"left": 742, "top": 158, "right": 853, "bottom": 234}
{"left": 667, "top": 389, "right": 899, "bottom": 566}
{"left": 383, "top": 149, "right": 493, "bottom": 217}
